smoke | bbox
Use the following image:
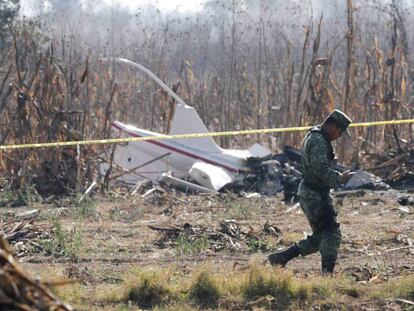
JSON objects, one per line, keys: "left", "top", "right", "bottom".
{"left": 15, "top": 0, "right": 414, "bottom": 81}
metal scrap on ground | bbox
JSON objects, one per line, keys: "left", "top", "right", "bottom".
{"left": 367, "top": 143, "right": 414, "bottom": 188}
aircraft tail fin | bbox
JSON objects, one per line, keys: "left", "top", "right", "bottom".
{"left": 169, "top": 104, "right": 222, "bottom": 153}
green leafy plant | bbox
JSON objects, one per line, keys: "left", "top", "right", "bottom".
{"left": 39, "top": 217, "right": 83, "bottom": 259}
{"left": 175, "top": 234, "right": 210, "bottom": 256}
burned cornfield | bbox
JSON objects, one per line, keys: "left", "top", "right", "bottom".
{"left": 0, "top": 1, "right": 413, "bottom": 310}
{"left": 0, "top": 0, "right": 412, "bottom": 196}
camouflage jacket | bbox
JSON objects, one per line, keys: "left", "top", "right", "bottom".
{"left": 300, "top": 126, "right": 342, "bottom": 189}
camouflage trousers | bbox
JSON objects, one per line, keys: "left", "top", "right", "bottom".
{"left": 296, "top": 182, "right": 341, "bottom": 261}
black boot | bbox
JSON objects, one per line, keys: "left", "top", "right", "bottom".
{"left": 268, "top": 244, "right": 300, "bottom": 267}
{"left": 321, "top": 256, "right": 336, "bottom": 275}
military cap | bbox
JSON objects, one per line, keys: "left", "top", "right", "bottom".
{"left": 324, "top": 109, "right": 352, "bottom": 136}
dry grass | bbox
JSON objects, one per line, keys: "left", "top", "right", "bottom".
{"left": 241, "top": 264, "right": 295, "bottom": 306}
{"left": 55, "top": 284, "right": 87, "bottom": 307}
{"left": 83, "top": 261, "right": 390, "bottom": 310}
{"left": 124, "top": 268, "right": 174, "bottom": 308}
{"left": 6, "top": 190, "right": 410, "bottom": 310}
{"left": 188, "top": 268, "right": 221, "bottom": 307}
{"left": 370, "top": 275, "right": 414, "bottom": 301}
{"left": 223, "top": 200, "right": 261, "bottom": 220}
{"left": 279, "top": 231, "right": 305, "bottom": 246}
{"left": 14, "top": 244, "right": 411, "bottom": 311}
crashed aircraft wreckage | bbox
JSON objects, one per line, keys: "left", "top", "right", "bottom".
{"left": 100, "top": 58, "right": 388, "bottom": 196}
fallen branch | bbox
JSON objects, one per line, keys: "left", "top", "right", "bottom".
{"left": 148, "top": 225, "right": 181, "bottom": 234}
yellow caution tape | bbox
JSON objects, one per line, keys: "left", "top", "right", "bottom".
{"left": 0, "top": 118, "right": 413, "bottom": 151}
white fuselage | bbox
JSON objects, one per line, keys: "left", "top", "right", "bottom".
{"left": 111, "top": 121, "right": 251, "bottom": 184}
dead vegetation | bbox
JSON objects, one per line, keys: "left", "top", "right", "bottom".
{"left": 0, "top": 210, "right": 84, "bottom": 260}
{"left": 149, "top": 219, "right": 281, "bottom": 253}
{"left": 0, "top": 238, "right": 72, "bottom": 311}
{"left": 0, "top": 1, "right": 412, "bottom": 196}
{"left": 56, "top": 261, "right": 414, "bottom": 310}
{"left": 0, "top": 28, "right": 105, "bottom": 197}
{"left": 0, "top": 1, "right": 413, "bottom": 310}
{"left": 0, "top": 188, "right": 411, "bottom": 310}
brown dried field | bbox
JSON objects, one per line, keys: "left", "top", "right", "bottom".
{"left": 3, "top": 188, "right": 413, "bottom": 310}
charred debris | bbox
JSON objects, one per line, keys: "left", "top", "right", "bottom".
{"left": 134, "top": 145, "right": 390, "bottom": 203}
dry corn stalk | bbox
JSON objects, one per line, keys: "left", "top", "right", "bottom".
{"left": 0, "top": 237, "right": 72, "bottom": 311}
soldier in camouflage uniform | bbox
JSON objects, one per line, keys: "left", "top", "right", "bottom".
{"left": 268, "top": 110, "right": 353, "bottom": 274}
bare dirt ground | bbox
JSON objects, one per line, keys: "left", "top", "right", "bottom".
{"left": 3, "top": 188, "right": 414, "bottom": 310}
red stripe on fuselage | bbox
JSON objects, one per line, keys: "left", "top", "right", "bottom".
{"left": 111, "top": 122, "right": 241, "bottom": 173}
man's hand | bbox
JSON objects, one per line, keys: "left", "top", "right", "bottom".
{"left": 341, "top": 170, "right": 355, "bottom": 184}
